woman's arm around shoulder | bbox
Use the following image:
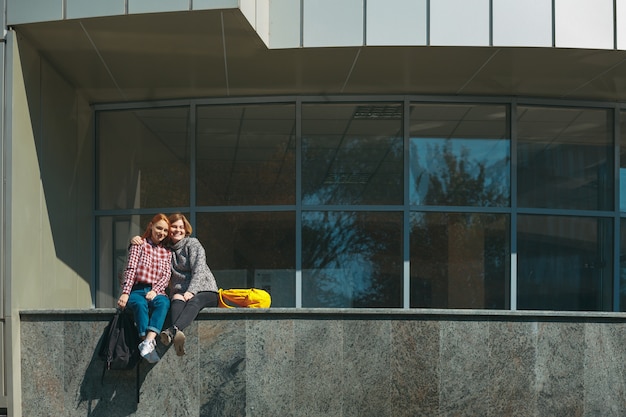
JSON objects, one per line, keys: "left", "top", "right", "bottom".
{"left": 130, "top": 235, "right": 144, "bottom": 246}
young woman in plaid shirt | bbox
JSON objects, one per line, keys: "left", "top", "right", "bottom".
{"left": 117, "top": 213, "right": 172, "bottom": 363}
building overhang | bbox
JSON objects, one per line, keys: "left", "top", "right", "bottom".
{"left": 11, "top": 9, "right": 626, "bottom": 105}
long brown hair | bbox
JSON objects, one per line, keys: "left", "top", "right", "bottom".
{"left": 141, "top": 213, "right": 171, "bottom": 242}
{"left": 168, "top": 213, "right": 193, "bottom": 236}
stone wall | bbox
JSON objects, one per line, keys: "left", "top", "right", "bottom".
{"left": 19, "top": 309, "right": 626, "bottom": 417}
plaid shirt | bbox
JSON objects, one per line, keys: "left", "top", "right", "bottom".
{"left": 122, "top": 239, "right": 172, "bottom": 295}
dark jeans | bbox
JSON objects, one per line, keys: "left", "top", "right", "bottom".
{"left": 170, "top": 291, "right": 218, "bottom": 331}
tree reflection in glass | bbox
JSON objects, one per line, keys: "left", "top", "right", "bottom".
{"left": 410, "top": 138, "right": 510, "bottom": 207}
{"left": 302, "top": 211, "right": 402, "bottom": 308}
{"left": 409, "top": 103, "right": 510, "bottom": 207}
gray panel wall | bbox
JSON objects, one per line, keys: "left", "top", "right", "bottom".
{"left": 19, "top": 310, "right": 626, "bottom": 417}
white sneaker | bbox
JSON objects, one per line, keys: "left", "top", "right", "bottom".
{"left": 146, "top": 348, "right": 160, "bottom": 363}
{"left": 139, "top": 339, "right": 159, "bottom": 363}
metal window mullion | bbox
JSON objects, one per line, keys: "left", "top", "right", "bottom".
{"left": 426, "top": 0, "right": 430, "bottom": 46}
{"left": 0, "top": 39, "right": 4, "bottom": 316}
{"left": 92, "top": 95, "right": 619, "bottom": 113}
{"left": 92, "top": 105, "right": 99, "bottom": 307}
{"left": 190, "top": 103, "right": 197, "bottom": 231}
{"left": 300, "top": 0, "right": 304, "bottom": 48}
{"left": 614, "top": 0, "right": 618, "bottom": 50}
{"left": 363, "top": 0, "right": 367, "bottom": 45}
{"left": 510, "top": 100, "right": 518, "bottom": 311}
{"left": 614, "top": 105, "right": 620, "bottom": 312}
{"left": 295, "top": 98, "right": 302, "bottom": 308}
{"left": 403, "top": 98, "right": 410, "bottom": 309}
{"left": 552, "top": 0, "right": 556, "bottom": 48}
{"left": 489, "top": 0, "right": 493, "bottom": 47}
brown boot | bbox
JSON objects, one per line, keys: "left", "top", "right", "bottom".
{"left": 173, "top": 328, "right": 186, "bottom": 356}
{"left": 160, "top": 327, "right": 174, "bottom": 346}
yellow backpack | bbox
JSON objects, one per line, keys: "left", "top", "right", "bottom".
{"left": 217, "top": 288, "right": 271, "bottom": 308}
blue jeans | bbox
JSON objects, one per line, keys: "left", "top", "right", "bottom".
{"left": 126, "top": 285, "right": 170, "bottom": 337}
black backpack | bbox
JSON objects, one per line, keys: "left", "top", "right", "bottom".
{"left": 98, "top": 309, "right": 142, "bottom": 402}
{"left": 99, "top": 309, "right": 140, "bottom": 370}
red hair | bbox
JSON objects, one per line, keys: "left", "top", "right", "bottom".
{"left": 141, "top": 213, "right": 171, "bottom": 241}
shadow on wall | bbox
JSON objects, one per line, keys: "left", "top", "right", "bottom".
{"left": 17, "top": 33, "right": 94, "bottom": 286}
{"left": 75, "top": 315, "right": 247, "bottom": 416}
{"left": 200, "top": 357, "right": 246, "bottom": 416}
{"left": 78, "top": 330, "right": 141, "bottom": 417}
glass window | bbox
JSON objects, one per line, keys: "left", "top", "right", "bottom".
{"left": 302, "top": 103, "right": 404, "bottom": 205}
{"left": 410, "top": 104, "right": 510, "bottom": 207}
{"left": 620, "top": 219, "right": 626, "bottom": 311}
{"left": 517, "top": 106, "right": 613, "bottom": 211}
{"left": 620, "top": 111, "right": 626, "bottom": 212}
{"left": 302, "top": 211, "right": 403, "bottom": 307}
{"left": 196, "top": 212, "right": 296, "bottom": 307}
{"left": 93, "top": 97, "right": 623, "bottom": 312}
{"left": 196, "top": 104, "right": 296, "bottom": 206}
{"left": 518, "top": 215, "right": 613, "bottom": 311}
{"left": 410, "top": 212, "right": 509, "bottom": 309}
{"left": 97, "top": 107, "right": 190, "bottom": 210}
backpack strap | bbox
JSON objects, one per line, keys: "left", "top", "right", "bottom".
{"left": 136, "top": 360, "right": 141, "bottom": 403}
{"left": 101, "top": 361, "right": 107, "bottom": 385}
{"left": 100, "top": 310, "right": 119, "bottom": 385}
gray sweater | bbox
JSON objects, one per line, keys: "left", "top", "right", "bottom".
{"left": 169, "top": 237, "right": 218, "bottom": 296}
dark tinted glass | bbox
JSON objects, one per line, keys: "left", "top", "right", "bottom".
{"left": 619, "top": 112, "right": 626, "bottom": 211}
{"left": 196, "top": 104, "right": 296, "bottom": 205}
{"left": 410, "top": 212, "right": 509, "bottom": 308}
{"left": 98, "top": 108, "right": 190, "bottom": 210}
{"left": 518, "top": 106, "right": 613, "bottom": 210}
{"left": 195, "top": 212, "right": 296, "bottom": 307}
{"left": 518, "top": 215, "right": 613, "bottom": 311}
{"left": 621, "top": 219, "right": 626, "bottom": 311}
{"left": 302, "top": 104, "right": 404, "bottom": 205}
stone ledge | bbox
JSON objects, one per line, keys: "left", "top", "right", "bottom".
{"left": 19, "top": 307, "right": 626, "bottom": 322}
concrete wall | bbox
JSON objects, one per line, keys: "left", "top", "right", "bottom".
{"left": 19, "top": 309, "right": 626, "bottom": 417}
{"left": 8, "top": 32, "right": 93, "bottom": 312}
{"left": 6, "top": 31, "right": 94, "bottom": 415}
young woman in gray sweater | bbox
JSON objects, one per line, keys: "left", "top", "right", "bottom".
{"left": 132, "top": 213, "right": 219, "bottom": 356}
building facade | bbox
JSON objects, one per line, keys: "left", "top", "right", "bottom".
{"left": 4, "top": 0, "right": 626, "bottom": 415}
